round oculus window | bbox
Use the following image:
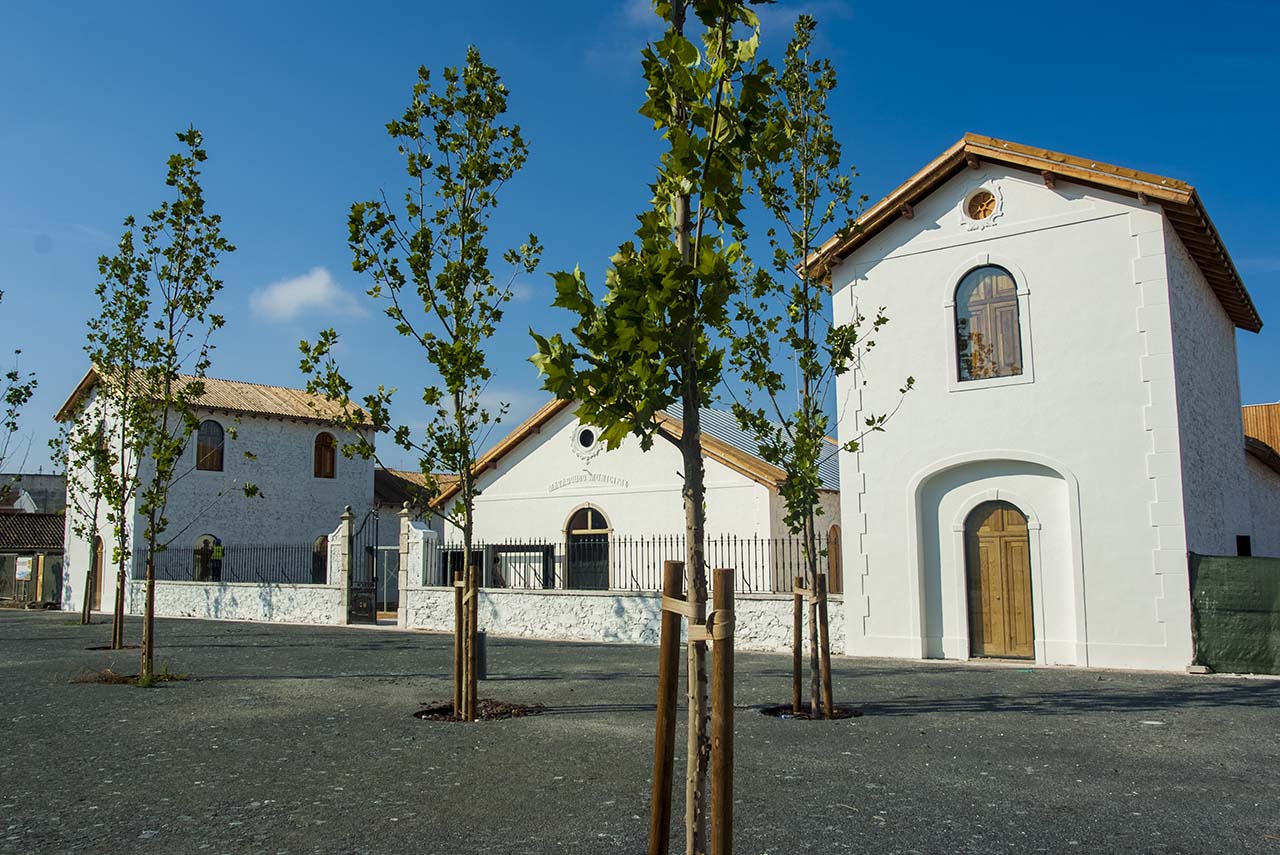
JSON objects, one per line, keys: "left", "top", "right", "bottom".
{"left": 577, "top": 427, "right": 596, "bottom": 449}
{"left": 966, "top": 189, "right": 997, "bottom": 221}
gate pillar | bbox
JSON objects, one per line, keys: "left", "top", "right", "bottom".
{"left": 397, "top": 501, "right": 411, "bottom": 629}
{"left": 335, "top": 505, "right": 354, "bottom": 625}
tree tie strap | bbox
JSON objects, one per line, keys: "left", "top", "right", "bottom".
{"left": 661, "top": 595, "right": 697, "bottom": 618}
{"left": 687, "top": 609, "right": 735, "bottom": 643}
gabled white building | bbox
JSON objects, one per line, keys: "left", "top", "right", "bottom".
{"left": 423, "top": 399, "right": 841, "bottom": 592}
{"left": 56, "top": 370, "right": 374, "bottom": 613}
{"left": 817, "top": 134, "right": 1278, "bottom": 672}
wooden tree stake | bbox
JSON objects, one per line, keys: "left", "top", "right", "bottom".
{"left": 792, "top": 575, "right": 803, "bottom": 715}
{"left": 648, "top": 560, "right": 685, "bottom": 855}
{"left": 710, "top": 567, "right": 735, "bottom": 855}
{"left": 452, "top": 567, "right": 464, "bottom": 717}
{"left": 467, "top": 564, "right": 480, "bottom": 721}
{"left": 817, "top": 573, "right": 834, "bottom": 720}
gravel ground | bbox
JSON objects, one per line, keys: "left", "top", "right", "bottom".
{"left": 1, "top": 611, "right": 1278, "bottom": 854}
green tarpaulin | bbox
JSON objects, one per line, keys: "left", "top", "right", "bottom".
{"left": 1190, "top": 553, "right": 1280, "bottom": 675}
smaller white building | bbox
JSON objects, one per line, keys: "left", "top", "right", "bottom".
{"left": 56, "top": 370, "right": 374, "bottom": 614}
{"left": 420, "top": 398, "right": 842, "bottom": 593}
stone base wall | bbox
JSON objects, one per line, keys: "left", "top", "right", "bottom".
{"left": 126, "top": 580, "right": 343, "bottom": 626}
{"left": 401, "top": 586, "right": 844, "bottom": 654}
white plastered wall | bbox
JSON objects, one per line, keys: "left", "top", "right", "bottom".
{"left": 1246, "top": 456, "right": 1280, "bottom": 557}
{"left": 61, "top": 394, "right": 373, "bottom": 612}
{"left": 1165, "top": 223, "right": 1252, "bottom": 555}
{"left": 451, "top": 404, "right": 778, "bottom": 542}
{"left": 832, "top": 164, "right": 1198, "bottom": 671}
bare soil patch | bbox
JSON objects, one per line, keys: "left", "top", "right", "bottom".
{"left": 71, "top": 667, "right": 190, "bottom": 688}
{"left": 758, "top": 703, "right": 863, "bottom": 720}
{"left": 413, "top": 699, "right": 544, "bottom": 721}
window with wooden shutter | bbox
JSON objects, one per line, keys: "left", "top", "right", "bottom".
{"left": 196, "top": 420, "right": 224, "bottom": 471}
{"left": 955, "top": 266, "right": 1023, "bottom": 382}
{"left": 314, "top": 432, "right": 336, "bottom": 479}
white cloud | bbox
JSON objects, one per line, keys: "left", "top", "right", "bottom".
{"left": 510, "top": 276, "right": 538, "bottom": 302}
{"left": 250, "top": 267, "right": 366, "bottom": 322}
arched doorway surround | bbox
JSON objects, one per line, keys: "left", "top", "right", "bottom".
{"left": 964, "top": 501, "right": 1033, "bottom": 659}
{"left": 565, "top": 505, "right": 611, "bottom": 590}
{"left": 904, "top": 451, "right": 1088, "bottom": 666}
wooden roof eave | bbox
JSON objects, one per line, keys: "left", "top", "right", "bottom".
{"left": 804, "top": 133, "right": 1262, "bottom": 333}
{"left": 1245, "top": 437, "right": 1280, "bottom": 479}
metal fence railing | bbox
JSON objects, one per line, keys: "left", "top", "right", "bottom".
{"left": 430, "top": 534, "right": 833, "bottom": 595}
{"left": 142, "top": 543, "right": 328, "bottom": 585}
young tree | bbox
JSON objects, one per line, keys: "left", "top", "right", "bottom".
{"left": 531, "top": 2, "right": 776, "bottom": 848}
{"left": 50, "top": 409, "right": 109, "bottom": 624}
{"left": 85, "top": 225, "right": 155, "bottom": 649}
{"left": 0, "top": 291, "right": 37, "bottom": 498}
{"left": 133, "top": 128, "right": 235, "bottom": 681}
{"left": 727, "top": 15, "right": 912, "bottom": 716}
{"left": 300, "top": 48, "right": 540, "bottom": 721}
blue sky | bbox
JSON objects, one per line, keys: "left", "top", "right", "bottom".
{"left": 2, "top": 0, "right": 1277, "bottom": 471}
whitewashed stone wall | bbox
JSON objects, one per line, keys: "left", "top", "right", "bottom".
{"left": 400, "top": 586, "right": 844, "bottom": 654}
{"left": 126, "top": 580, "right": 343, "bottom": 625}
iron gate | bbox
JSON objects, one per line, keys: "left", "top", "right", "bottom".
{"left": 347, "top": 510, "right": 378, "bottom": 624}
{"left": 566, "top": 533, "right": 609, "bottom": 590}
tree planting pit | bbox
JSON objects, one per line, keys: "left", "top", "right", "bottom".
{"left": 413, "top": 699, "right": 544, "bottom": 722}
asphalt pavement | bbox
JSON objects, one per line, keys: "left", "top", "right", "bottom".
{"left": 1, "top": 611, "right": 1277, "bottom": 854}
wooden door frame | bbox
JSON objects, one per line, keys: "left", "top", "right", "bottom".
{"left": 949, "top": 489, "right": 1046, "bottom": 663}
{"left": 91, "top": 536, "right": 104, "bottom": 612}
{"left": 963, "top": 500, "right": 1034, "bottom": 659}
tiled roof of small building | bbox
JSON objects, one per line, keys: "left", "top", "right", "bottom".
{"left": 57, "top": 368, "right": 369, "bottom": 427}
{"left": 666, "top": 403, "right": 840, "bottom": 491}
{"left": 374, "top": 468, "right": 458, "bottom": 507}
{"left": 0, "top": 513, "right": 64, "bottom": 551}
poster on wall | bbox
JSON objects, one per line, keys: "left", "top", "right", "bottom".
{"left": 15, "top": 557, "right": 32, "bottom": 581}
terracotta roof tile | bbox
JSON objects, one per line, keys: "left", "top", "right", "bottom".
{"left": 0, "top": 513, "right": 64, "bottom": 551}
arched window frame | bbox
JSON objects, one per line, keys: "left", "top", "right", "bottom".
{"left": 943, "top": 253, "right": 1035, "bottom": 393}
{"left": 313, "top": 431, "right": 337, "bottom": 479}
{"left": 195, "top": 420, "right": 225, "bottom": 471}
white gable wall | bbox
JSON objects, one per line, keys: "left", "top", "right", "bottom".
{"left": 457, "top": 404, "right": 777, "bottom": 542}
{"left": 832, "top": 164, "right": 1197, "bottom": 670}
{"left": 1165, "top": 224, "right": 1252, "bottom": 555}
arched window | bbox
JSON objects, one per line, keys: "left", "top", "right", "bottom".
{"left": 565, "top": 506, "right": 610, "bottom": 590}
{"left": 955, "top": 266, "right": 1022, "bottom": 382}
{"left": 196, "top": 420, "right": 224, "bottom": 471}
{"left": 314, "top": 432, "right": 336, "bottom": 479}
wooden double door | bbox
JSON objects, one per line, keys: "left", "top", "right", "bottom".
{"left": 965, "top": 501, "right": 1034, "bottom": 659}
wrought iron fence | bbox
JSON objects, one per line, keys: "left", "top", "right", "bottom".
{"left": 432, "top": 533, "right": 833, "bottom": 595}
{"left": 142, "top": 542, "right": 329, "bottom": 585}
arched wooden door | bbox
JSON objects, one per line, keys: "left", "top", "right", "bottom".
{"left": 965, "top": 501, "right": 1033, "bottom": 659}
{"left": 565, "top": 506, "right": 610, "bottom": 590}
{"left": 826, "top": 524, "right": 843, "bottom": 595}
{"left": 91, "top": 536, "right": 104, "bottom": 611}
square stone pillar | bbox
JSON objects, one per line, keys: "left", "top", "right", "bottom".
{"left": 397, "top": 501, "right": 411, "bottom": 629}
{"left": 333, "top": 505, "right": 354, "bottom": 625}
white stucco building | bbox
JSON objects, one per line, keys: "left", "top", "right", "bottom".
{"left": 56, "top": 370, "right": 374, "bottom": 614}
{"left": 818, "top": 134, "right": 1277, "bottom": 672}
{"left": 420, "top": 399, "right": 841, "bottom": 593}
